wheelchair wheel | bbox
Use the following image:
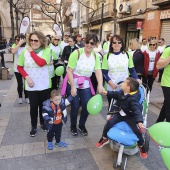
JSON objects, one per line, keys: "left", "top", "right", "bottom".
{"left": 113, "top": 152, "right": 118, "bottom": 169}
{"left": 121, "top": 155, "right": 127, "bottom": 170}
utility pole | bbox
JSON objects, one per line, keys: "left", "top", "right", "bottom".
{"left": 100, "top": 0, "right": 104, "bottom": 42}
{"left": 113, "top": 0, "right": 117, "bottom": 35}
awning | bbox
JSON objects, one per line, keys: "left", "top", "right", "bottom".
{"left": 90, "top": 25, "right": 100, "bottom": 30}
{"left": 117, "top": 15, "right": 145, "bottom": 23}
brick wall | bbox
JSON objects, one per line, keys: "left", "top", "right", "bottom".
{"left": 142, "top": 10, "right": 161, "bottom": 40}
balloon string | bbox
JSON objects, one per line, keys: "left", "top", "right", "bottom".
{"left": 141, "top": 127, "right": 161, "bottom": 148}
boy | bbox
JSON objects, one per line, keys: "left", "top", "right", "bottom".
{"left": 96, "top": 77, "right": 148, "bottom": 159}
{"left": 42, "top": 90, "right": 73, "bottom": 150}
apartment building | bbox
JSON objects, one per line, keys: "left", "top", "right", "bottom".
{"left": 70, "top": 0, "right": 170, "bottom": 48}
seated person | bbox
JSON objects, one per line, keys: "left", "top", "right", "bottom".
{"left": 96, "top": 77, "right": 148, "bottom": 159}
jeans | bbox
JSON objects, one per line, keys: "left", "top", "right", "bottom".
{"left": 102, "top": 114, "right": 144, "bottom": 146}
{"left": 15, "top": 72, "right": 28, "bottom": 98}
{"left": 27, "top": 89, "right": 49, "bottom": 128}
{"left": 66, "top": 83, "right": 92, "bottom": 127}
{"left": 156, "top": 86, "right": 170, "bottom": 122}
{"left": 47, "top": 123, "right": 63, "bottom": 143}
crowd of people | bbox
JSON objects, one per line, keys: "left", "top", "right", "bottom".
{"left": 1, "top": 30, "right": 170, "bottom": 160}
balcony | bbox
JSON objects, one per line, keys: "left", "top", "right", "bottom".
{"left": 152, "top": 0, "right": 170, "bottom": 6}
{"left": 88, "top": 3, "right": 114, "bottom": 22}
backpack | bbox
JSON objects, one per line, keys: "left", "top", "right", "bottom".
{"left": 76, "top": 49, "right": 96, "bottom": 60}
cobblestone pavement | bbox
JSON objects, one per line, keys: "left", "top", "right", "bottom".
{"left": 0, "top": 54, "right": 167, "bottom": 170}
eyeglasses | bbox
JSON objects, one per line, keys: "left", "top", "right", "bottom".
{"left": 54, "top": 39, "right": 60, "bottom": 41}
{"left": 30, "top": 39, "right": 39, "bottom": 43}
{"left": 85, "top": 41, "right": 95, "bottom": 46}
{"left": 112, "top": 41, "right": 122, "bottom": 44}
{"left": 65, "top": 35, "right": 70, "bottom": 37}
{"left": 15, "top": 39, "right": 20, "bottom": 41}
{"left": 149, "top": 44, "right": 156, "bottom": 47}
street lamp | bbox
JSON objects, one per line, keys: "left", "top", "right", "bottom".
{"left": 100, "top": 0, "right": 104, "bottom": 43}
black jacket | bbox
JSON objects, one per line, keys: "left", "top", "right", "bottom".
{"left": 61, "top": 45, "right": 78, "bottom": 62}
{"left": 133, "top": 49, "right": 144, "bottom": 75}
{"left": 107, "top": 90, "right": 143, "bottom": 123}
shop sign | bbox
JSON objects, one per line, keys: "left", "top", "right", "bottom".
{"left": 136, "top": 20, "right": 143, "bottom": 30}
{"left": 160, "top": 10, "right": 170, "bottom": 19}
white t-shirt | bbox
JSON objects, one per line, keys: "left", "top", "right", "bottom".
{"left": 141, "top": 45, "right": 148, "bottom": 52}
{"left": 107, "top": 53, "right": 129, "bottom": 90}
{"left": 157, "top": 45, "right": 165, "bottom": 54}
{"left": 148, "top": 50, "right": 157, "bottom": 71}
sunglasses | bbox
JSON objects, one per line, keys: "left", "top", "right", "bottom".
{"left": 54, "top": 39, "right": 60, "bottom": 41}
{"left": 65, "top": 35, "right": 70, "bottom": 37}
{"left": 112, "top": 41, "right": 122, "bottom": 44}
{"left": 85, "top": 41, "right": 95, "bottom": 46}
{"left": 15, "top": 39, "right": 20, "bottom": 41}
{"left": 30, "top": 39, "right": 39, "bottom": 43}
{"left": 158, "top": 42, "right": 161, "bottom": 44}
{"left": 149, "top": 44, "right": 156, "bottom": 47}
{"left": 68, "top": 41, "right": 73, "bottom": 42}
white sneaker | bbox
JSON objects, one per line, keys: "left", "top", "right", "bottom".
{"left": 18, "top": 98, "right": 23, "bottom": 104}
{"left": 25, "top": 98, "right": 30, "bottom": 104}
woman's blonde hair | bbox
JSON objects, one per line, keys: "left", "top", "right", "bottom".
{"left": 28, "top": 31, "right": 47, "bottom": 49}
{"left": 129, "top": 38, "right": 141, "bottom": 50}
{"left": 52, "top": 35, "right": 60, "bottom": 44}
{"left": 149, "top": 39, "right": 158, "bottom": 49}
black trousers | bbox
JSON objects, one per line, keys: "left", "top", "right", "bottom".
{"left": 0, "top": 52, "right": 5, "bottom": 67}
{"left": 90, "top": 72, "right": 98, "bottom": 93}
{"left": 142, "top": 75, "right": 155, "bottom": 92}
{"left": 102, "top": 114, "right": 144, "bottom": 146}
{"left": 47, "top": 123, "right": 63, "bottom": 143}
{"left": 156, "top": 86, "right": 170, "bottom": 122}
{"left": 27, "top": 89, "right": 49, "bottom": 128}
{"left": 15, "top": 72, "right": 28, "bottom": 98}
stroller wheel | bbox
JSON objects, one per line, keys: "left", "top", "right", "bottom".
{"left": 121, "top": 155, "right": 127, "bottom": 170}
{"left": 113, "top": 153, "right": 118, "bottom": 169}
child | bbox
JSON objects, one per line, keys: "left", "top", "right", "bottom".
{"left": 42, "top": 90, "right": 73, "bottom": 150}
{"left": 96, "top": 77, "right": 148, "bottom": 159}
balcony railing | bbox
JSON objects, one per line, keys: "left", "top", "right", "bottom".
{"left": 88, "top": 3, "right": 114, "bottom": 22}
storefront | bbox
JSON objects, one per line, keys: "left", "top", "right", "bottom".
{"left": 160, "top": 10, "right": 170, "bottom": 45}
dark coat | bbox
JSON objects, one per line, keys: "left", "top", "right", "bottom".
{"left": 107, "top": 90, "right": 143, "bottom": 123}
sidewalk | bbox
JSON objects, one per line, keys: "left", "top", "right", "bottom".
{"left": 0, "top": 54, "right": 167, "bottom": 170}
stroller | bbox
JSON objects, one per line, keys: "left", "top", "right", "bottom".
{"left": 107, "top": 84, "right": 150, "bottom": 170}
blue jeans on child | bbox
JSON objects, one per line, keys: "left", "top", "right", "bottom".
{"left": 66, "top": 83, "right": 92, "bottom": 127}
{"left": 47, "top": 123, "right": 63, "bottom": 143}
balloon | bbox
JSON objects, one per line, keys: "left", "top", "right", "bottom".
{"left": 87, "top": 94, "right": 103, "bottom": 115}
{"left": 148, "top": 122, "right": 170, "bottom": 147}
{"left": 55, "top": 66, "right": 64, "bottom": 76}
{"left": 160, "top": 148, "right": 170, "bottom": 170}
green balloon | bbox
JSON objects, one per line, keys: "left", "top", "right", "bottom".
{"left": 87, "top": 94, "right": 103, "bottom": 115}
{"left": 160, "top": 148, "right": 170, "bottom": 170}
{"left": 55, "top": 66, "right": 64, "bottom": 76}
{"left": 148, "top": 122, "right": 170, "bottom": 146}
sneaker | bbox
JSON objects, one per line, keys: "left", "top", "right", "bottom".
{"left": 55, "top": 141, "right": 67, "bottom": 148}
{"left": 25, "top": 98, "right": 30, "bottom": 104}
{"left": 78, "top": 125, "right": 88, "bottom": 136}
{"left": 138, "top": 145, "right": 148, "bottom": 159}
{"left": 48, "top": 142, "right": 53, "bottom": 150}
{"left": 40, "top": 124, "right": 47, "bottom": 132}
{"left": 96, "top": 137, "right": 109, "bottom": 148}
{"left": 29, "top": 128, "right": 37, "bottom": 137}
{"left": 18, "top": 98, "right": 23, "bottom": 104}
{"left": 70, "top": 126, "right": 78, "bottom": 136}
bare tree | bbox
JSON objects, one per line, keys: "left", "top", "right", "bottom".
{"left": 9, "top": 0, "right": 15, "bottom": 41}
{"left": 32, "top": 0, "right": 70, "bottom": 37}
{"left": 77, "top": 0, "right": 100, "bottom": 32}
{"left": 7, "top": 0, "right": 31, "bottom": 34}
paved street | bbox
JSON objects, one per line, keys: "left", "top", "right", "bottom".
{"left": 0, "top": 54, "right": 167, "bottom": 170}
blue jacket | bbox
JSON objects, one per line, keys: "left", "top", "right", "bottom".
{"left": 42, "top": 95, "right": 73, "bottom": 130}
{"left": 107, "top": 90, "right": 143, "bottom": 123}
